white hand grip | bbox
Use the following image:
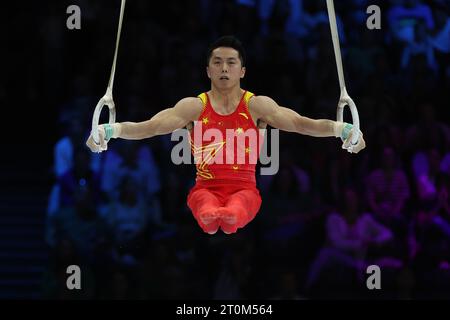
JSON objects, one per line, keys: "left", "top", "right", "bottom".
{"left": 91, "top": 91, "right": 116, "bottom": 145}
{"left": 337, "top": 88, "right": 360, "bottom": 150}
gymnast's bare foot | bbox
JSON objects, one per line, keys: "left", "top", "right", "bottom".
{"left": 198, "top": 211, "right": 219, "bottom": 225}
{"left": 215, "top": 207, "right": 237, "bottom": 225}
{"left": 206, "top": 226, "right": 219, "bottom": 235}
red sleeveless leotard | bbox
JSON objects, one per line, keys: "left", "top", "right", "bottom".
{"left": 186, "top": 90, "right": 264, "bottom": 234}
{"left": 189, "top": 90, "right": 263, "bottom": 184}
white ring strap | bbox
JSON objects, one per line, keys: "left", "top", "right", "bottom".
{"left": 326, "top": 0, "right": 360, "bottom": 148}
{"left": 92, "top": 0, "right": 126, "bottom": 146}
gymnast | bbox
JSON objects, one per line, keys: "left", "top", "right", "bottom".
{"left": 86, "top": 35, "right": 366, "bottom": 235}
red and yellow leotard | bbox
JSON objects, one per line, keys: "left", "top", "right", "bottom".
{"left": 187, "top": 90, "right": 264, "bottom": 234}
{"left": 190, "top": 90, "right": 263, "bottom": 183}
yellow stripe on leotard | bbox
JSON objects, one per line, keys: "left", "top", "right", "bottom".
{"left": 197, "top": 93, "right": 207, "bottom": 110}
{"left": 243, "top": 91, "right": 254, "bottom": 107}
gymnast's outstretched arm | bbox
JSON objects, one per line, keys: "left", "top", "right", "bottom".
{"left": 249, "top": 95, "right": 366, "bottom": 153}
{"left": 86, "top": 97, "right": 203, "bottom": 152}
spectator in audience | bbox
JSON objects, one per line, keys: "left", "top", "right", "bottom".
{"left": 387, "top": 0, "right": 434, "bottom": 44}
{"left": 401, "top": 21, "right": 438, "bottom": 72}
{"left": 100, "top": 140, "right": 161, "bottom": 202}
{"left": 103, "top": 175, "right": 152, "bottom": 265}
{"left": 47, "top": 183, "right": 107, "bottom": 264}
{"left": 366, "top": 146, "right": 410, "bottom": 231}
{"left": 305, "top": 187, "right": 394, "bottom": 293}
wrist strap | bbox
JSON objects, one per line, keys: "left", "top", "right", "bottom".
{"left": 341, "top": 123, "right": 353, "bottom": 140}
{"left": 104, "top": 124, "right": 114, "bottom": 141}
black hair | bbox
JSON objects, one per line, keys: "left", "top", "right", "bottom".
{"left": 206, "top": 35, "right": 246, "bottom": 67}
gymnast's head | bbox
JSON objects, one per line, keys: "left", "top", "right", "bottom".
{"left": 206, "top": 35, "right": 246, "bottom": 89}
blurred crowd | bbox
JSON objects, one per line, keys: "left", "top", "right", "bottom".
{"left": 38, "top": 0, "right": 450, "bottom": 299}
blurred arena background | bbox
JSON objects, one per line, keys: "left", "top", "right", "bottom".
{"left": 1, "top": 0, "right": 450, "bottom": 299}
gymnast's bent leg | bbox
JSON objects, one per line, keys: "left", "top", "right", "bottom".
{"left": 187, "top": 188, "right": 222, "bottom": 234}
{"left": 217, "top": 189, "right": 262, "bottom": 234}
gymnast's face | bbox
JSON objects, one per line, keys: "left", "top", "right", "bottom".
{"left": 207, "top": 47, "right": 245, "bottom": 89}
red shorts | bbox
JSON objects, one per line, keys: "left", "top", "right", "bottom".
{"left": 187, "top": 179, "right": 262, "bottom": 234}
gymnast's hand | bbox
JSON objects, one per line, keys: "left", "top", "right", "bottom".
{"left": 86, "top": 124, "right": 108, "bottom": 153}
{"left": 343, "top": 129, "right": 366, "bottom": 154}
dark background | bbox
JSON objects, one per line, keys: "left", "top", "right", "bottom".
{"left": 1, "top": 0, "right": 450, "bottom": 300}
